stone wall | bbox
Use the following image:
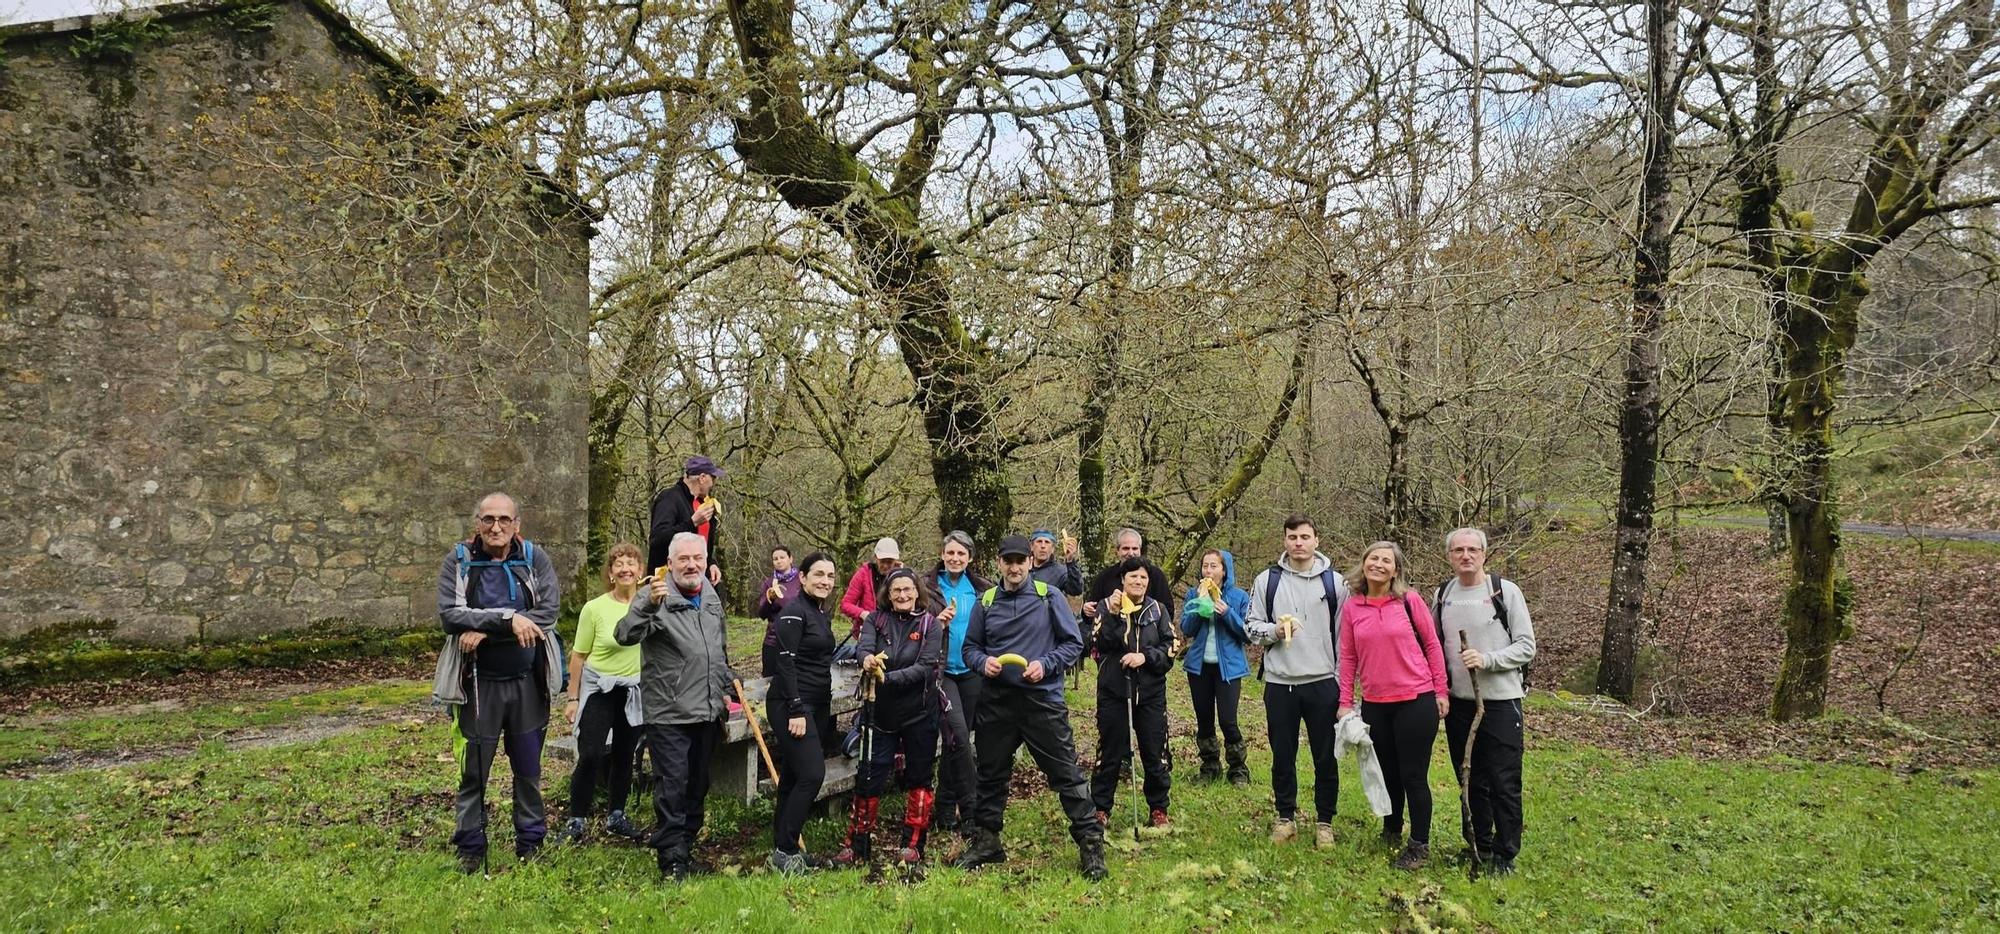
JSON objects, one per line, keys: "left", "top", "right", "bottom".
{"left": 0, "top": 1, "right": 591, "bottom": 645}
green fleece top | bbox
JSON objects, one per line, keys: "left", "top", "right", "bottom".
{"left": 574, "top": 591, "right": 644, "bottom": 678}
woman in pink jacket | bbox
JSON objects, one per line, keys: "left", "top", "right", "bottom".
{"left": 1337, "top": 540, "right": 1448, "bottom": 870}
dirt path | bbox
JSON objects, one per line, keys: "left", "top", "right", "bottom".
{"left": 1, "top": 711, "right": 419, "bottom": 777}
{"left": 1701, "top": 514, "right": 2000, "bottom": 543}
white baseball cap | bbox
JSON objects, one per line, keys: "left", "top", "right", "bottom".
{"left": 874, "top": 538, "right": 901, "bottom": 559}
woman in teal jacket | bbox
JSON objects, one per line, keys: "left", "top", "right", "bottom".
{"left": 1180, "top": 549, "right": 1251, "bottom": 784}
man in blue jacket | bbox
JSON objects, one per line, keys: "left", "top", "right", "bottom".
{"left": 952, "top": 535, "right": 1107, "bottom": 881}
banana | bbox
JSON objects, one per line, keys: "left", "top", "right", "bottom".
{"left": 995, "top": 653, "right": 1030, "bottom": 668}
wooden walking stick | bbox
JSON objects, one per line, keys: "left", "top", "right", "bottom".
{"left": 1459, "top": 661, "right": 1487, "bottom": 881}
{"left": 736, "top": 678, "right": 780, "bottom": 785}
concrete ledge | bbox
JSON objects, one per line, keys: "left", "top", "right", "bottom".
{"left": 549, "top": 667, "right": 869, "bottom": 805}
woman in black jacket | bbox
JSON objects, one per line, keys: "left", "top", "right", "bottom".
{"left": 1091, "top": 557, "right": 1175, "bottom": 829}
{"left": 835, "top": 568, "right": 948, "bottom": 867}
{"left": 767, "top": 551, "right": 839, "bottom": 875}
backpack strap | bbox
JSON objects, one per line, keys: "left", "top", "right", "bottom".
{"left": 1403, "top": 590, "right": 1439, "bottom": 648}
{"left": 1261, "top": 565, "right": 1281, "bottom": 625}
{"left": 1488, "top": 572, "right": 1511, "bottom": 636}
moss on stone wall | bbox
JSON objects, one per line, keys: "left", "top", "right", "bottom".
{"left": 0, "top": 625, "right": 438, "bottom": 687}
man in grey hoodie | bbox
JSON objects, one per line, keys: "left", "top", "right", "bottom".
{"left": 616, "top": 531, "right": 736, "bottom": 882}
{"left": 1244, "top": 513, "right": 1349, "bottom": 848}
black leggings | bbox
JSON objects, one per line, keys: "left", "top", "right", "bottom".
{"left": 936, "top": 672, "right": 983, "bottom": 818}
{"left": 570, "top": 685, "right": 642, "bottom": 818}
{"left": 769, "top": 702, "right": 834, "bottom": 854}
{"left": 1187, "top": 666, "right": 1242, "bottom": 746}
{"left": 1362, "top": 693, "right": 1440, "bottom": 844}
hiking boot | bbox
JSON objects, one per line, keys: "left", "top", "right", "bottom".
{"left": 1269, "top": 818, "right": 1297, "bottom": 844}
{"left": 1225, "top": 741, "right": 1250, "bottom": 786}
{"left": 1314, "top": 822, "right": 1336, "bottom": 848}
{"left": 1077, "top": 835, "right": 1108, "bottom": 882}
{"left": 515, "top": 842, "right": 543, "bottom": 862}
{"left": 833, "top": 837, "right": 870, "bottom": 867}
{"left": 768, "top": 849, "right": 814, "bottom": 876}
{"left": 1393, "top": 841, "right": 1430, "bottom": 871}
{"left": 835, "top": 795, "right": 880, "bottom": 867}
{"left": 556, "top": 816, "right": 587, "bottom": 845}
{"left": 1379, "top": 826, "right": 1403, "bottom": 852}
{"left": 1486, "top": 856, "right": 1516, "bottom": 877}
{"left": 898, "top": 787, "right": 933, "bottom": 865}
{"left": 606, "top": 809, "right": 641, "bottom": 841}
{"left": 1196, "top": 737, "right": 1222, "bottom": 781}
{"left": 951, "top": 828, "right": 1006, "bottom": 870}
{"left": 657, "top": 851, "right": 690, "bottom": 882}
{"left": 456, "top": 850, "right": 485, "bottom": 875}
{"left": 1150, "top": 808, "right": 1170, "bottom": 828}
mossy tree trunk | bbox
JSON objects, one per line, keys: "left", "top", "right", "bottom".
{"left": 1713, "top": 0, "right": 2000, "bottom": 719}
{"left": 725, "top": 0, "right": 1013, "bottom": 549}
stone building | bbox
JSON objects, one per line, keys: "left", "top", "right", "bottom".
{"left": 0, "top": 0, "right": 592, "bottom": 645}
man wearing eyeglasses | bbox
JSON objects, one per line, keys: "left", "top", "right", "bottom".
{"left": 432, "top": 491, "right": 564, "bottom": 873}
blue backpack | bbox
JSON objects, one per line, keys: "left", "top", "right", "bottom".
{"left": 454, "top": 539, "right": 566, "bottom": 691}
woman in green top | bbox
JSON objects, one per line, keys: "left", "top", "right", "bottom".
{"left": 558, "top": 542, "right": 647, "bottom": 843}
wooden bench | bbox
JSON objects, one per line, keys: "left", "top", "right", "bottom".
{"left": 547, "top": 666, "right": 867, "bottom": 805}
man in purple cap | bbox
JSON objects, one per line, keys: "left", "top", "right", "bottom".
{"left": 648, "top": 456, "right": 724, "bottom": 587}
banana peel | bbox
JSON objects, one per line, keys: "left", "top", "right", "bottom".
{"left": 995, "top": 653, "right": 1031, "bottom": 668}
{"left": 1115, "top": 592, "right": 1144, "bottom": 616}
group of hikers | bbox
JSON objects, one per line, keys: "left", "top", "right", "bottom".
{"left": 433, "top": 455, "right": 1537, "bottom": 883}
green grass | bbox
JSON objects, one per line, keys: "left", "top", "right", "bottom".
{"left": 3, "top": 681, "right": 1996, "bottom": 931}
{"left": 0, "top": 680, "right": 427, "bottom": 768}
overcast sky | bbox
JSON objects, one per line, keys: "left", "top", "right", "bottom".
{"left": 2, "top": 0, "right": 147, "bottom": 27}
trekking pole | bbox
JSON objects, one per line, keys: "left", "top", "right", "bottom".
{"left": 1125, "top": 610, "right": 1142, "bottom": 844}
{"left": 1459, "top": 664, "right": 1487, "bottom": 881}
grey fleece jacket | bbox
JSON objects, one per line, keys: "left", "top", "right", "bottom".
{"left": 615, "top": 579, "right": 735, "bottom": 726}
{"left": 1436, "top": 576, "right": 1536, "bottom": 701}
{"left": 1244, "top": 551, "right": 1349, "bottom": 685}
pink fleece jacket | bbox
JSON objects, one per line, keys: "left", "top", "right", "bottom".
{"left": 1338, "top": 590, "right": 1448, "bottom": 707}
{"left": 840, "top": 563, "right": 878, "bottom": 632}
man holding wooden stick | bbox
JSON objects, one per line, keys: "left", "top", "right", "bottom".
{"left": 1436, "top": 528, "right": 1537, "bottom": 877}
{"left": 617, "top": 531, "right": 736, "bottom": 882}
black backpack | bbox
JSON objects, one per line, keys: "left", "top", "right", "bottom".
{"left": 1432, "top": 573, "right": 1528, "bottom": 687}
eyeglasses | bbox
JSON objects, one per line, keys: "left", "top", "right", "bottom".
{"left": 477, "top": 515, "right": 518, "bottom": 527}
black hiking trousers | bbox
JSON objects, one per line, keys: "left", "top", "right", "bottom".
{"left": 1446, "top": 697, "right": 1524, "bottom": 861}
